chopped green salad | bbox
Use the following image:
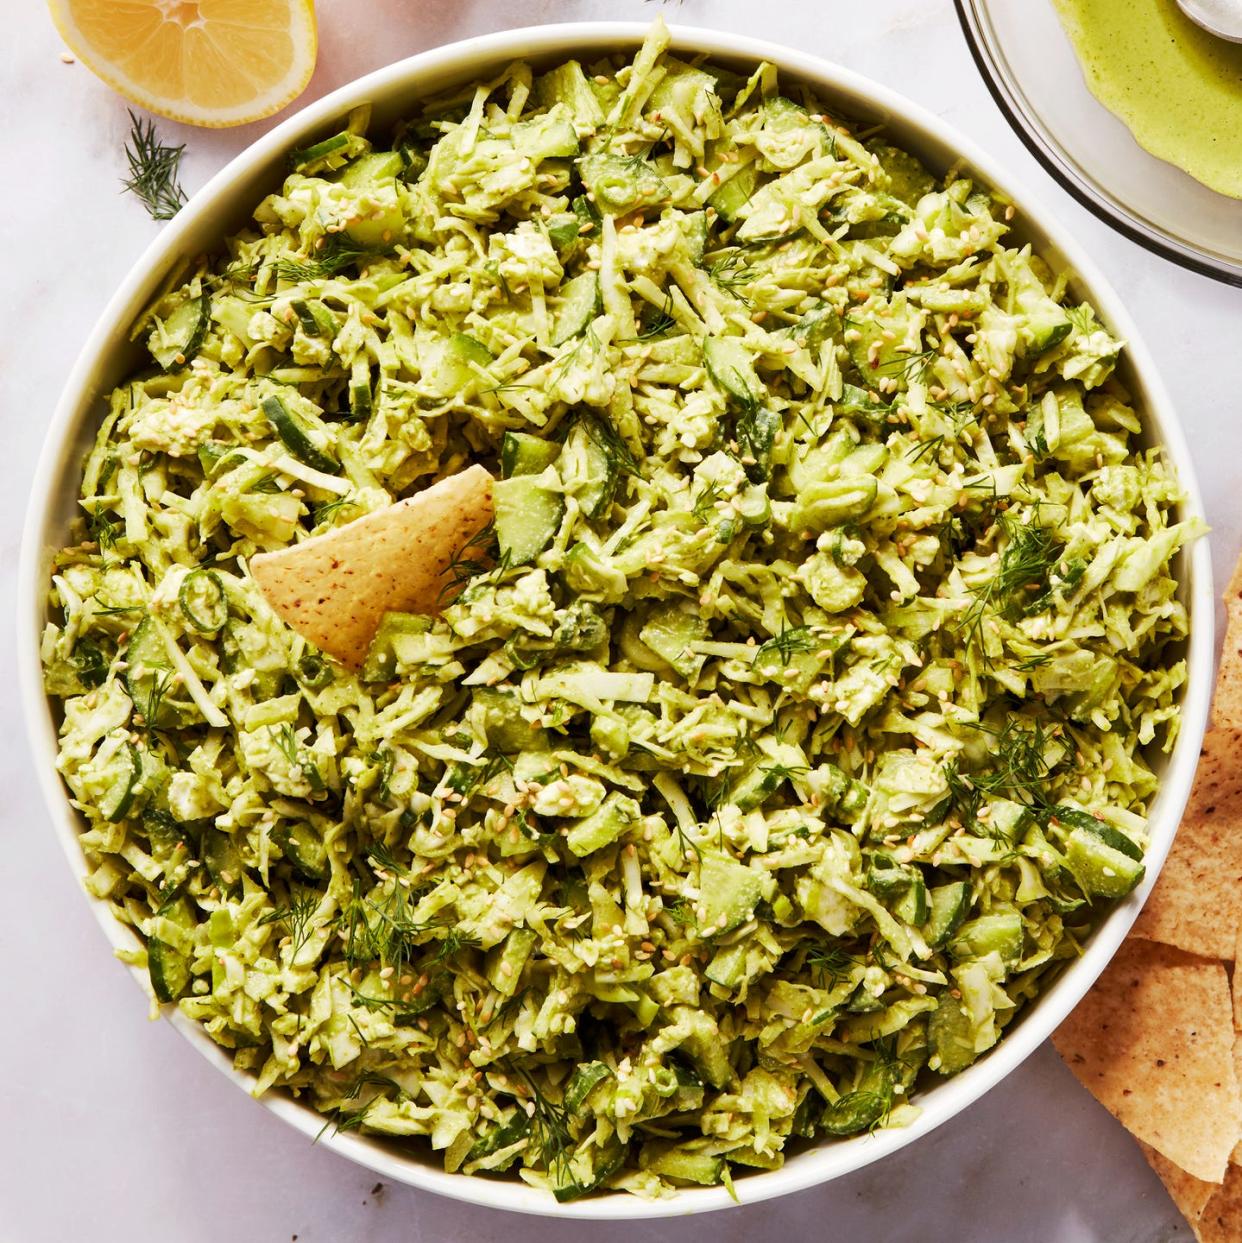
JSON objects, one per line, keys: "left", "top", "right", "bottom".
{"left": 43, "top": 22, "right": 1199, "bottom": 1199}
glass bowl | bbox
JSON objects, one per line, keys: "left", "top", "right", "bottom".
{"left": 956, "top": 0, "right": 1242, "bottom": 285}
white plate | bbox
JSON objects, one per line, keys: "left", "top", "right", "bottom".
{"left": 17, "top": 21, "right": 1214, "bottom": 1220}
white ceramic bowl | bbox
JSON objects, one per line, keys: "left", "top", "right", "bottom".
{"left": 18, "top": 21, "right": 1214, "bottom": 1220}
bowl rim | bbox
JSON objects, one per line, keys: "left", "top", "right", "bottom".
{"left": 17, "top": 18, "right": 1215, "bottom": 1221}
{"left": 954, "top": 0, "right": 1242, "bottom": 289}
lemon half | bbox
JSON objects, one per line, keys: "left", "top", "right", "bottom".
{"left": 48, "top": 0, "right": 318, "bottom": 128}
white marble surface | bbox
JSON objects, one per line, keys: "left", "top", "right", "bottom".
{"left": 3, "top": 1, "right": 1239, "bottom": 1238}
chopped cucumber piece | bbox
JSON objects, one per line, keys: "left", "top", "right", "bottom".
{"left": 150, "top": 291, "right": 210, "bottom": 371}
{"left": 493, "top": 469, "right": 563, "bottom": 565}
{"left": 560, "top": 418, "right": 615, "bottom": 518}
{"left": 262, "top": 395, "right": 339, "bottom": 474}
{"left": 98, "top": 742, "right": 140, "bottom": 822}
{"left": 708, "top": 164, "right": 758, "bottom": 221}
{"left": 148, "top": 936, "right": 191, "bottom": 1003}
{"left": 639, "top": 605, "right": 707, "bottom": 678}
{"left": 1052, "top": 807, "right": 1143, "bottom": 861}
{"left": 952, "top": 911, "right": 1023, "bottom": 965}
{"left": 536, "top": 60, "right": 607, "bottom": 127}
{"left": 641, "top": 1145, "right": 724, "bottom": 1186}
{"left": 697, "top": 854, "right": 763, "bottom": 935}
{"left": 124, "top": 617, "right": 173, "bottom": 727}
{"left": 340, "top": 150, "right": 403, "bottom": 186}
{"left": 273, "top": 821, "right": 328, "bottom": 881}
{"left": 578, "top": 153, "right": 669, "bottom": 216}
{"left": 500, "top": 431, "right": 562, "bottom": 478}
{"left": 485, "top": 927, "right": 537, "bottom": 995}
{"left": 703, "top": 335, "right": 763, "bottom": 406}
{"left": 704, "top": 941, "right": 750, "bottom": 990}
{"left": 893, "top": 872, "right": 928, "bottom": 925}
{"left": 563, "top": 1061, "right": 611, "bottom": 1113}
{"left": 552, "top": 271, "right": 600, "bottom": 346}
{"left": 427, "top": 332, "right": 494, "bottom": 399}
{"left": 925, "top": 881, "right": 970, "bottom": 948}
{"left": 514, "top": 110, "right": 581, "bottom": 161}
{"left": 203, "top": 828, "right": 245, "bottom": 899}
{"left": 473, "top": 687, "right": 532, "bottom": 753}
{"left": 1066, "top": 826, "right": 1145, "bottom": 898}
{"left": 362, "top": 612, "right": 433, "bottom": 682}
{"left": 929, "top": 994, "right": 978, "bottom": 1074}
{"left": 565, "top": 792, "right": 642, "bottom": 857}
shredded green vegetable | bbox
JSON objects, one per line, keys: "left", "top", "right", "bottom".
{"left": 43, "top": 21, "right": 1200, "bottom": 1200}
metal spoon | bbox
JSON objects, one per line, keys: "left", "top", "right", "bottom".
{"left": 1177, "top": 0, "right": 1242, "bottom": 41}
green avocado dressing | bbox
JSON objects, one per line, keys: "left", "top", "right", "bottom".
{"left": 1054, "top": 0, "right": 1242, "bottom": 198}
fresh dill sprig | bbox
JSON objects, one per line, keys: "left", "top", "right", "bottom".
{"left": 313, "top": 496, "right": 359, "bottom": 527}
{"left": 274, "top": 722, "right": 326, "bottom": 791}
{"left": 341, "top": 875, "right": 441, "bottom": 977}
{"left": 760, "top": 760, "right": 809, "bottom": 787}
{"left": 438, "top": 521, "right": 502, "bottom": 605}
{"left": 958, "top": 513, "right": 1065, "bottom": 647}
{"left": 906, "top": 433, "right": 945, "bottom": 464}
{"left": 445, "top": 749, "right": 513, "bottom": 799}
{"left": 140, "top": 671, "right": 172, "bottom": 739}
{"left": 548, "top": 325, "right": 604, "bottom": 387}
{"left": 121, "top": 111, "right": 187, "bottom": 222}
{"left": 276, "top": 234, "right": 393, "bottom": 282}
{"left": 668, "top": 897, "right": 697, "bottom": 927}
{"left": 87, "top": 508, "right": 122, "bottom": 552}
{"left": 691, "top": 478, "right": 725, "bottom": 524}
{"left": 969, "top": 716, "right": 1061, "bottom": 808}
{"left": 754, "top": 624, "right": 817, "bottom": 668}
{"left": 513, "top": 1067, "right": 575, "bottom": 1177}
{"left": 582, "top": 412, "right": 640, "bottom": 479}
{"left": 942, "top": 716, "right": 1065, "bottom": 839}
{"left": 89, "top": 601, "right": 143, "bottom": 616}
{"left": 634, "top": 295, "right": 676, "bottom": 340}
{"left": 365, "top": 838, "right": 408, "bottom": 878}
{"left": 429, "top": 925, "right": 480, "bottom": 964}
{"left": 804, "top": 943, "right": 858, "bottom": 989}
{"left": 258, "top": 889, "right": 321, "bottom": 958}
{"left": 992, "top": 519, "right": 1064, "bottom": 618}
{"left": 706, "top": 251, "right": 758, "bottom": 295}
{"left": 874, "top": 346, "right": 935, "bottom": 383}
{"left": 482, "top": 987, "right": 531, "bottom": 1032}
{"left": 1015, "top": 652, "right": 1052, "bottom": 671}
{"left": 315, "top": 1070, "right": 405, "bottom": 1140}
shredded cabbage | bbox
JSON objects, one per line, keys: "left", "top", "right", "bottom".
{"left": 42, "top": 20, "right": 1200, "bottom": 1200}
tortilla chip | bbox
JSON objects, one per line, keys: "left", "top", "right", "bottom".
{"left": 1052, "top": 939, "right": 1241, "bottom": 1182}
{"left": 1233, "top": 960, "right": 1242, "bottom": 1166}
{"left": 250, "top": 465, "right": 493, "bottom": 670}
{"left": 1233, "top": 1031, "right": 1242, "bottom": 1167}
{"left": 1211, "top": 554, "right": 1242, "bottom": 731}
{"left": 1130, "top": 730, "right": 1242, "bottom": 961}
{"left": 1234, "top": 923, "right": 1242, "bottom": 1033}
{"left": 1198, "top": 1164, "right": 1242, "bottom": 1243}
{"left": 1137, "top": 1139, "right": 1217, "bottom": 1227}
